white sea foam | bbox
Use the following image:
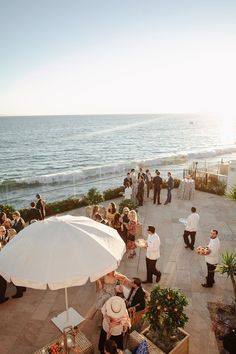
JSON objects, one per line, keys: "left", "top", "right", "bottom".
{"left": 11, "top": 145, "right": 236, "bottom": 186}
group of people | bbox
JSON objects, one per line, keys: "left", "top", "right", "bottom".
{"left": 90, "top": 203, "right": 138, "bottom": 259}
{"left": 123, "top": 168, "right": 174, "bottom": 206}
{"left": 85, "top": 269, "right": 146, "bottom": 353}
{"left": 0, "top": 193, "right": 45, "bottom": 304}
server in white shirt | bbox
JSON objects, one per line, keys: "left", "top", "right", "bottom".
{"left": 202, "top": 229, "right": 220, "bottom": 288}
{"left": 143, "top": 226, "right": 161, "bottom": 284}
{"left": 183, "top": 207, "right": 199, "bottom": 250}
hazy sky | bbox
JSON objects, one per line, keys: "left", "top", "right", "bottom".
{"left": 0, "top": 0, "right": 236, "bottom": 116}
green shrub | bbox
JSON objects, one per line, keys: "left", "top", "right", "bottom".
{"left": 45, "top": 198, "right": 85, "bottom": 216}
{"left": 103, "top": 186, "right": 124, "bottom": 200}
{"left": 118, "top": 199, "right": 138, "bottom": 214}
{"left": 0, "top": 204, "right": 16, "bottom": 219}
{"left": 226, "top": 185, "right": 236, "bottom": 200}
{"left": 84, "top": 188, "right": 104, "bottom": 206}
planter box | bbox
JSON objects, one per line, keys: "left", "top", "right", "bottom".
{"left": 128, "top": 327, "right": 189, "bottom": 354}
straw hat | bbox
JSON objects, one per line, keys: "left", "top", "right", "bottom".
{"left": 105, "top": 296, "right": 127, "bottom": 319}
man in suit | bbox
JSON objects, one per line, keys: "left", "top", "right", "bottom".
{"left": 164, "top": 171, "right": 174, "bottom": 205}
{"left": 36, "top": 193, "right": 46, "bottom": 220}
{"left": 153, "top": 170, "right": 163, "bottom": 205}
{"left": 26, "top": 202, "right": 42, "bottom": 224}
{"left": 126, "top": 277, "right": 146, "bottom": 312}
{"left": 12, "top": 211, "right": 25, "bottom": 234}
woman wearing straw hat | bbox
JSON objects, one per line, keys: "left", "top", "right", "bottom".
{"left": 98, "top": 296, "right": 131, "bottom": 354}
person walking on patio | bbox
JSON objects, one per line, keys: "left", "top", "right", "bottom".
{"left": 142, "top": 226, "right": 161, "bottom": 284}
{"left": 183, "top": 207, "right": 199, "bottom": 250}
{"left": 201, "top": 229, "right": 220, "bottom": 288}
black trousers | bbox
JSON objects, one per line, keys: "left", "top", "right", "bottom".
{"left": 206, "top": 262, "right": 217, "bottom": 286}
{"left": 15, "top": 286, "right": 26, "bottom": 295}
{"left": 183, "top": 230, "right": 196, "bottom": 249}
{"left": 0, "top": 275, "right": 7, "bottom": 300}
{"left": 98, "top": 328, "right": 124, "bottom": 353}
{"left": 146, "top": 257, "right": 161, "bottom": 282}
{"left": 153, "top": 188, "right": 161, "bottom": 204}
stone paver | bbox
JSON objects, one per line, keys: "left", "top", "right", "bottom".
{"left": 0, "top": 189, "right": 236, "bottom": 353}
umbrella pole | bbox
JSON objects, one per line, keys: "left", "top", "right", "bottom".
{"left": 65, "top": 287, "right": 69, "bottom": 324}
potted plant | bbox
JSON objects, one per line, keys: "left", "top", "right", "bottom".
{"left": 216, "top": 251, "right": 236, "bottom": 302}
{"left": 129, "top": 285, "right": 189, "bottom": 354}
{"left": 206, "top": 252, "right": 236, "bottom": 353}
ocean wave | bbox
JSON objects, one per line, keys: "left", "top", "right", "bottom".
{"left": 1, "top": 145, "right": 236, "bottom": 189}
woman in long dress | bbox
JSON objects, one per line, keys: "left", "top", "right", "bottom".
{"left": 127, "top": 210, "right": 137, "bottom": 259}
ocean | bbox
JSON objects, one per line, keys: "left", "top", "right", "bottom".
{"left": 1, "top": 114, "right": 236, "bottom": 208}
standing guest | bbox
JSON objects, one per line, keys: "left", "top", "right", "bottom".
{"left": 136, "top": 175, "right": 145, "bottom": 206}
{"left": 0, "top": 212, "right": 12, "bottom": 229}
{"left": 111, "top": 213, "right": 123, "bottom": 238}
{"left": 153, "top": 170, "right": 163, "bottom": 205}
{"left": 138, "top": 167, "right": 146, "bottom": 179}
{"left": 120, "top": 207, "right": 130, "bottom": 244}
{"left": 123, "top": 172, "right": 132, "bottom": 188}
{"left": 201, "top": 229, "right": 220, "bottom": 288}
{"left": 36, "top": 193, "right": 46, "bottom": 220}
{"left": 0, "top": 275, "right": 9, "bottom": 304}
{"left": 12, "top": 211, "right": 25, "bottom": 234}
{"left": 145, "top": 169, "right": 152, "bottom": 198}
{"left": 127, "top": 210, "right": 137, "bottom": 259}
{"left": 143, "top": 226, "right": 161, "bottom": 284}
{"left": 164, "top": 172, "right": 174, "bottom": 205}
{"left": 90, "top": 205, "right": 100, "bottom": 220}
{"left": 26, "top": 202, "right": 42, "bottom": 224}
{"left": 106, "top": 202, "right": 117, "bottom": 226}
{"left": 130, "top": 169, "right": 137, "bottom": 202}
{"left": 183, "top": 207, "right": 200, "bottom": 250}
{"left": 0, "top": 225, "right": 8, "bottom": 243}
{"left": 124, "top": 181, "right": 132, "bottom": 200}
{"left": 98, "top": 296, "right": 131, "bottom": 354}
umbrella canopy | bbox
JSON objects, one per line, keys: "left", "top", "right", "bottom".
{"left": 0, "top": 215, "right": 126, "bottom": 290}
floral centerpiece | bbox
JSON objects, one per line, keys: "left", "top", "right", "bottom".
{"left": 144, "top": 285, "right": 189, "bottom": 353}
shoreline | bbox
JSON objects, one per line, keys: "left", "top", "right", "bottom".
{"left": 1, "top": 151, "right": 235, "bottom": 209}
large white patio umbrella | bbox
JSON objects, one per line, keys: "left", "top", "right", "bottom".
{"left": 0, "top": 215, "right": 126, "bottom": 331}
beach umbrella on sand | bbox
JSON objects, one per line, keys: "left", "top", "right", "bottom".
{"left": 0, "top": 215, "right": 126, "bottom": 331}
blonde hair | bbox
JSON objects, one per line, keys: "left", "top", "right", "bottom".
{"left": 129, "top": 210, "right": 137, "bottom": 222}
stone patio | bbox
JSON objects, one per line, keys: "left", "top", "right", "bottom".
{"left": 0, "top": 189, "right": 235, "bottom": 354}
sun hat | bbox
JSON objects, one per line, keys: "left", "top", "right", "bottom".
{"left": 105, "top": 296, "right": 127, "bottom": 319}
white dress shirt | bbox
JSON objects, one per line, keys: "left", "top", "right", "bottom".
{"left": 185, "top": 212, "right": 200, "bottom": 232}
{"left": 205, "top": 237, "right": 220, "bottom": 264}
{"left": 146, "top": 232, "right": 160, "bottom": 260}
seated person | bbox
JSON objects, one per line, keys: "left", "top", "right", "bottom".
{"left": 126, "top": 277, "right": 146, "bottom": 313}
{"left": 94, "top": 213, "right": 109, "bottom": 225}
{"left": 104, "top": 339, "right": 124, "bottom": 354}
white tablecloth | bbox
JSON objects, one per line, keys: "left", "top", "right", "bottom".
{"left": 178, "top": 179, "right": 195, "bottom": 200}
